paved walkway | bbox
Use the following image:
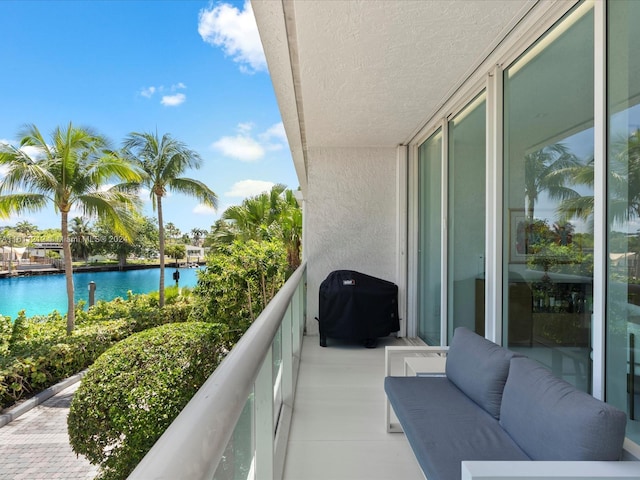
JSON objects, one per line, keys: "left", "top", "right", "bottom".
{"left": 0, "top": 383, "right": 99, "bottom": 480}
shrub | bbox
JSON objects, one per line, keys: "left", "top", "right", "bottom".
{"left": 191, "top": 239, "right": 287, "bottom": 342}
{"left": 0, "top": 316, "right": 12, "bottom": 357}
{"left": 0, "top": 292, "right": 195, "bottom": 409}
{"left": 0, "top": 319, "right": 132, "bottom": 407}
{"left": 68, "top": 322, "right": 228, "bottom": 480}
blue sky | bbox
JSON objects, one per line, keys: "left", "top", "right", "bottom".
{"left": 0, "top": 0, "right": 297, "bottom": 233}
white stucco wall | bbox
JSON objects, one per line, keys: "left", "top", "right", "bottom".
{"left": 305, "top": 146, "right": 398, "bottom": 335}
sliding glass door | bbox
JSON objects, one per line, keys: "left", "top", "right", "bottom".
{"left": 417, "top": 130, "right": 442, "bottom": 345}
{"left": 447, "top": 94, "right": 486, "bottom": 342}
{"left": 606, "top": 0, "right": 640, "bottom": 446}
{"left": 503, "top": 2, "right": 594, "bottom": 392}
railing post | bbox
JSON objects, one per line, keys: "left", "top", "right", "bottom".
{"left": 282, "top": 304, "right": 294, "bottom": 406}
{"left": 255, "top": 347, "right": 274, "bottom": 480}
{"left": 292, "top": 280, "right": 302, "bottom": 356}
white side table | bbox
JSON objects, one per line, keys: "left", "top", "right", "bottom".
{"left": 404, "top": 356, "right": 447, "bottom": 376}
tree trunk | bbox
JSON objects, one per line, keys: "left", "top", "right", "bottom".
{"left": 62, "top": 212, "right": 75, "bottom": 335}
{"left": 158, "top": 195, "right": 165, "bottom": 307}
{"left": 118, "top": 252, "right": 127, "bottom": 270}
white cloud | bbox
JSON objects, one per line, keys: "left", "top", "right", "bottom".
{"left": 225, "top": 179, "right": 275, "bottom": 198}
{"left": 213, "top": 135, "right": 264, "bottom": 162}
{"left": 193, "top": 203, "right": 217, "bottom": 215}
{"left": 98, "top": 183, "right": 115, "bottom": 192}
{"left": 237, "top": 122, "right": 254, "bottom": 134}
{"left": 140, "top": 86, "right": 156, "bottom": 98}
{"left": 161, "top": 93, "right": 186, "bottom": 107}
{"left": 198, "top": 0, "right": 266, "bottom": 74}
{"left": 212, "top": 122, "right": 287, "bottom": 162}
{"left": 21, "top": 145, "right": 46, "bottom": 159}
{"left": 138, "top": 188, "right": 152, "bottom": 203}
{"left": 259, "top": 122, "right": 286, "bottom": 143}
{"left": 140, "top": 83, "right": 186, "bottom": 104}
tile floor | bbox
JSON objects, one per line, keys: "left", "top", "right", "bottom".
{"left": 283, "top": 336, "right": 424, "bottom": 480}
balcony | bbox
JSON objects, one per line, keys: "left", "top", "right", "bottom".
{"left": 129, "top": 263, "right": 423, "bottom": 479}
{"left": 280, "top": 337, "right": 422, "bottom": 480}
{"left": 128, "top": 262, "right": 640, "bottom": 480}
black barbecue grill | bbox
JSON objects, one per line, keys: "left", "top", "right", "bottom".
{"left": 318, "top": 270, "right": 399, "bottom": 348}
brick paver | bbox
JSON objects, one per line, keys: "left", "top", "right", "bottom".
{"left": 0, "top": 383, "right": 99, "bottom": 480}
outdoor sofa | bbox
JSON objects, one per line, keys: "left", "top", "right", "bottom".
{"left": 384, "top": 327, "right": 640, "bottom": 480}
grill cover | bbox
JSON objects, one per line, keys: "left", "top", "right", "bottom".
{"left": 318, "top": 270, "right": 399, "bottom": 347}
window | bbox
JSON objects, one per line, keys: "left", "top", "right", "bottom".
{"left": 606, "top": 0, "right": 640, "bottom": 445}
{"left": 503, "top": 2, "right": 594, "bottom": 391}
{"left": 418, "top": 129, "right": 443, "bottom": 344}
{"left": 448, "top": 93, "right": 487, "bottom": 342}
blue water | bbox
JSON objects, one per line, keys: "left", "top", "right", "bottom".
{"left": 0, "top": 267, "right": 203, "bottom": 320}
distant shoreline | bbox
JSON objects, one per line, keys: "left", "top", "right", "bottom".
{"left": 0, "top": 261, "right": 204, "bottom": 279}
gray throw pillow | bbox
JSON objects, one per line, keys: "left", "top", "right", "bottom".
{"left": 500, "top": 357, "right": 627, "bottom": 460}
{"left": 445, "top": 327, "right": 517, "bottom": 419}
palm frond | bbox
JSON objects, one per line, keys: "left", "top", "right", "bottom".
{"left": 168, "top": 177, "right": 218, "bottom": 208}
{"left": 0, "top": 193, "right": 49, "bottom": 218}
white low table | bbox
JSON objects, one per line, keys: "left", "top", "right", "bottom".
{"left": 404, "top": 356, "right": 447, "bottom": 376}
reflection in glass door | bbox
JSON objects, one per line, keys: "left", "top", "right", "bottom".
{"left": 503, "top": 2, "right": 594, "bottom": 392}
{"left": 417, "top": 130, "right": 442, "bottom": 345}
{"left": 447, "top": 94, "right": 486, "bottom": 343}
{"left": 606, "top": 0, "right": 640, "bottom": 446}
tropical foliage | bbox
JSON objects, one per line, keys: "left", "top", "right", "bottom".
{"left": 0, "top": 123, "right": 141, "bottom": 333}
{"left": 191, "top": 238, "right": 288, "bottom": 342}
{"left": 121, "top": 131, "right": 218, "bottom": 307}
{"left": 523, "top": 143, "right": 581, "bottom": 221}
{"left": 91, "top": 215, "right": 159, "bottom": 267}
{"left": 207, "top": 184, "right": 302, "bottom": 272}
{"left": 0, "top": 288, "right": 194, "bottom": 409}
{"left": 69, "top": 217, "right": 93, "bottom": 263}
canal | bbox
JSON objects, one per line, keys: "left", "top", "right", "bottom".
{"left": 0, "top": 267, "right": 202, "bottom": 319}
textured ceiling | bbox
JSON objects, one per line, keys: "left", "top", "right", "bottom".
{"left": 253, "top": 0, "right": 537, "bottom": 190}
{"left": 279, "top": 0, "right": 535, "bottom": 147}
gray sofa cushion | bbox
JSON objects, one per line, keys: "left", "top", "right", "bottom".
{"left": 385, "top": 376, "right": 529, "bottom": 480}
{"left": 500, "top": 357, "right": 627, "bottom": 461}
{"left": 445, "top": 327, "right": 517, "bottom": 419}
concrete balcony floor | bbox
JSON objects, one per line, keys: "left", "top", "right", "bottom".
{"left": 283, "top": 335, "right": 424, "bottom": 480}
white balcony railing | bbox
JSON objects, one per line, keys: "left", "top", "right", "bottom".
{"left": 129, "top": 263, "right": 307, "bottom": 480}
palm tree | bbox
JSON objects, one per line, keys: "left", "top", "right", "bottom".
{"left": 213, "top": 184, "right": 302, "bottom": 271}
{"left": 14, "top": 220, "right": 37, "bottom": 237}
{"left": 524, "top": 143, "right": 581, "bottom": 221}
{"left": 165, "top": 222, "right": 180, "bottom": 243}
{"left": 556, "top": 130, "right": 640, "bottom": 229}
{"left": 69, "top": 217, "right": 92, "bottom": 264}
{"left": 278, "top": 189, "right": 303, "bottom": 271}
{"left": 220, "top": 184, "right": 287, "bottom": 242}
{"left": 190, "top": 227, "right": 207, "bottom": 246}
{"left": 122, "top": 131, "right": 218, "bottom": 307}
{"left": 0, "top": 123, "right": 141, "bottom": 334}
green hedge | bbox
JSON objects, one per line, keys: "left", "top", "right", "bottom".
{"left": 0, "top": 319, "right": 133, "bottom": 406}
{"left": 68, "top": 322, "right": 227, "bottom": 480}
{"left": 0, "top": 288, "right": 197, "bottom": 409}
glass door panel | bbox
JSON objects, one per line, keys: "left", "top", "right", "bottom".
{"left": 418, "top": 129, "right": 442, "bottom": 345}
{"left": 448, "top": 93, "right": 486, "bottom": 343}
{"left": 606, "top": 0, "right": 640, "bottom": 446}
{"left": 503, "top": 2, "right": 594, "bottom": 391}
